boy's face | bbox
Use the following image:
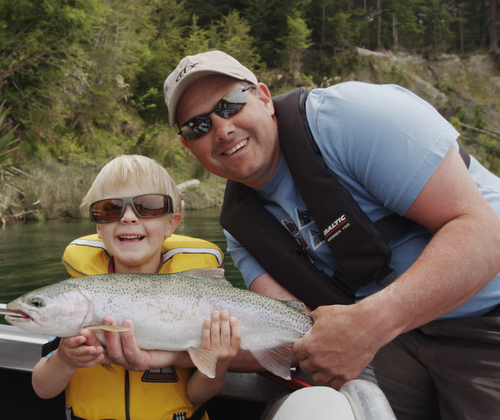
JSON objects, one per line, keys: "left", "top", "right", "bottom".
{"left": 96, "top": 185, "right": 180, "bottom": 273}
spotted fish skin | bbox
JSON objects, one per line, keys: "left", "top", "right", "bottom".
{"left": 6, "top": 269, "right": 313, "bottom": 379}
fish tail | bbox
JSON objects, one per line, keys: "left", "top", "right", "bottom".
{"left": 250, "top": 344, "right": 293, "bottom": 380}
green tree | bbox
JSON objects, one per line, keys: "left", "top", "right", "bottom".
{"left": 68, "top": 0, "right": 157, "bottom": 134}
{"left": 184, "top": 15, "right": 210, "bottom": 55}
{"left": 279, "top": 14, "right": 312, "bottom": 74}
{"left": 240, "top": 0, "right": 311, "bottom": 67}
{"left": 132, "top": 0, "right": 190, "bottom": 124}
{"left": 0, "top": 101, "right": 19, "bottom": 177}
{"left": 207, "top": 10, "right": 260, "bottom": 70}
{"left": 0, "top": 0, "right": 100, "bottom": 149}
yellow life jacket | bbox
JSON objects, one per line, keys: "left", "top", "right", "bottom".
{"left": 62, "top": 233, "right": 224, "bottom": 277}
{"left": 62, "top": 233, "right": 223, "bottom": 420}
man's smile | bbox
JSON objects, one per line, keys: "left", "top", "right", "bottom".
{"left": 223, "top": 139, "right": 248, "bottom": 156}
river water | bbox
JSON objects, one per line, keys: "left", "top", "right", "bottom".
{"left": 0, "top": 209, "right": 245, "bottom": 313}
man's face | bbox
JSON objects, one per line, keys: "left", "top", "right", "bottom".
{"left": 176, "top": 75, "right": 281, "bottom": 188}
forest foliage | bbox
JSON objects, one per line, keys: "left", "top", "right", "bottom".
{"left": 0, "top": 0, "right": 499, "bottom": 221}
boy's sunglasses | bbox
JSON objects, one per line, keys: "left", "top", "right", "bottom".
{"left": 90, "top": 194, "right": 173, "bottom": 224}
{"left": 178, "top": 85, "right": 255, "bottom": 141}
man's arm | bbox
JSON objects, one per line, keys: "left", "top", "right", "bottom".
{"left": 292, "top": 146, "right": 500, "bottom": 388}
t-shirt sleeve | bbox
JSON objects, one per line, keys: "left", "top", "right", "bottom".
{"left": 306, "top": 82, "right": 460, "bottom": 216}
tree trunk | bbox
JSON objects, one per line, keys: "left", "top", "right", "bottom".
{"left": 491, "top": 0, "right": 498, "bottom": 51}
{"left": 377, "top": 0, "right": 382, "bottom": 49}
{"left": 393, "top": 13, "right": 398, "bottom": 47}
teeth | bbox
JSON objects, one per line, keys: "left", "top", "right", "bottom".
{"left": 119, "top": 235, "right": 143, "bottom": 240}
{"left": 224, "top": 139, "right": 247, "bottom": 155}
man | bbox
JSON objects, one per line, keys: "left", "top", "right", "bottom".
{"left": 159, "top": 50, "right": 500, "bottom": 419}
{"left": 108, "top": 50, "right": 500, "bottom": 419}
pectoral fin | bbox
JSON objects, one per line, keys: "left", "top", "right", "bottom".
{"left": 86, "top": 325, "right": 131, "bottom": 332}
{"left": 187, "top": 347, "right": 218, "bottom": 378}
{"left": 250, "top": 344, "right": 293, "bottom": 380}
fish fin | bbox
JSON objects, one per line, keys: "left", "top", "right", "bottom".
{"left": 282, "top": 300, "right": 307, "bottom": 313}
{"left": 101, "top": 364, "right": 116, "bottom": 372}
{"left": 86, "top": 325, "right": 131, "bottom": 332}
{"left": 182, "top": 268, "right": 233, "bottom": 287}
{"left": 250, "top": 344, "right": 293, "bottom": 380}
{"left": 187, "top": 347, "right": 218, "bottom": 378}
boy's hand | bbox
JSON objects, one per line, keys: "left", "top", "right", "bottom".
{"left": 56, "top": 333, "right": 105, "bottom": 369}
{"left": 103, "top": 316, "right": 192, "bottom": 371}
{"left": 202, "top": 310, "right": 241, "bottom": 377}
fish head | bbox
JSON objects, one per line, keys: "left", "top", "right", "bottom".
{"left": 5, "top": 282, "right": 93, "bottom": 336}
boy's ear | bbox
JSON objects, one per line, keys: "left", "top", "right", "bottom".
{"left": 165, "top": 213, "right": 182, "bottom": 238}
{"left": 96, "top": 224, "right": 102, "bottom": 238}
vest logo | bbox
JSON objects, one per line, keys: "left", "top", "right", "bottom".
{"left": 142, "top": 366, "right": 179, "bottom": 383}
{"left": 323, "top": 214, "right": 352, "bottom": 242}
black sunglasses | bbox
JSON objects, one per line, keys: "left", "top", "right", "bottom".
{"left": 90, "top": 194, "right": 173, "bottom": 224}
{"left": 178, "top": 85, "right": 255, "bottom": 141}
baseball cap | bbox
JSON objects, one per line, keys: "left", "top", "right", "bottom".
{"left": 164, "top": 50, "right": 258, "bottom": 126}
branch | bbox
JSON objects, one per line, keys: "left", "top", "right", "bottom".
{"left": 459, "top": 122, "right": 500, "bottom": 138}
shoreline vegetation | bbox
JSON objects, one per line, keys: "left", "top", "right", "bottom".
{"left": 2, "top": 1, "right": 499, "bottom": 225}
{"left": 2, "top": 48, "right": 500, "bottom": 225}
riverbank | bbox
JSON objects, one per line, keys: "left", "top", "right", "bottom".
{"left": 2, "top": 49, "right": 499, "bottom": 224}
{"left": 1, "top": 158, "right": 226, "bottom": 225}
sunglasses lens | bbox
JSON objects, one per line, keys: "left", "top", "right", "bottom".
{"left": 90, "top": 194, "right": 172, "bottom": 223}
{"left": 91, "top": 199, "right": 124, "bottom": 223}
{"left": 180, "top": 115, "right": 212, "bottom": 141}
{"left": 133, "top": 195, "right": 170, "bottom": 217}
{"left": 215, "top": 89, "right": 249, "bottom": 118}
{"left": 179, "top": 86, "right": 253, "bottom": 140}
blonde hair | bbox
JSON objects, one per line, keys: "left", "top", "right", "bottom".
{"left": 81, "top": 155, "right": 182, "bottom": 214}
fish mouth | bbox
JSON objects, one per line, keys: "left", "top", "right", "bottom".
{"left": 4, "top": 309, "right": 34, "bottom": 323}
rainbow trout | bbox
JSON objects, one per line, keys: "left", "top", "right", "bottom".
{"left": 5, "top": 269, "right": 313, "bottom": 379}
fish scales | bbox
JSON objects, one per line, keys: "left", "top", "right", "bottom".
{"left": 5, "top": 269, "right": 313, "bottom": 379}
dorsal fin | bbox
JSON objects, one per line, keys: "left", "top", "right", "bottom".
{"left": 181, "top": 268, "right": 233, "bottom": 287}
{"left": 282, "top": 300, "right": 307, "bottom": 313}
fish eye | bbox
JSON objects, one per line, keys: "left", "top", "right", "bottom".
{"left": 30, "top": 297, "right": 44, "bottom": 308}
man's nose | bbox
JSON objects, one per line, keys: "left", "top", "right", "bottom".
{"left": 211, "top": 114, "right": 235, "bottom": 141}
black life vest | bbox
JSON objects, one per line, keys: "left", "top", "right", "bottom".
{"left": 220, "top": 87, "right": 469, "bottom": 309}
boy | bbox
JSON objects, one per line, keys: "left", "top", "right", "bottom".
{"left": 32, "top": 155, "right": 240, "bottom": 420}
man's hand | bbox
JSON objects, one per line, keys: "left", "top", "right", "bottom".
{"left": 292, "top": 303, "right": 391, "bottom": 389}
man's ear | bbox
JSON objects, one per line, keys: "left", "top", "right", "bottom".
{"left": 254, "top": 83, "right": 275, "bottom": 117}
{"left": 180, "top": 136, "right": 191, "bottom": 150}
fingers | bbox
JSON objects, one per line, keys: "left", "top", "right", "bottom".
{"left": 229, "top": 315, "right": 241, "bottom": 350}
{"left": 201, "top": 317, "right": 212, "bottom": 349}
{"left": 58, "top": 335, "right": 105, "bottom": 368}
{"left": 102, "top": 316, "right": 125, "bottom": 364}
{"left": 211, "top": 310, "right": 222, "bottom": 347}
{"left": 203, "top": 310, "right": 241, "bottom": 353}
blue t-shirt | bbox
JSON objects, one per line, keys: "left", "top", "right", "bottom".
{"left": 226, "top": 81, "right": 500, "bottom": 319}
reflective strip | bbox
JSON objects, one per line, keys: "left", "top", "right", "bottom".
{"left": 68, "top": 239, "right": 224, "bottom": 268}
{"left": 162, "top": 247, "right": 224, "bottom": 268}
{"left": 69, "top": 238, "right": 110, "bottom": 255}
